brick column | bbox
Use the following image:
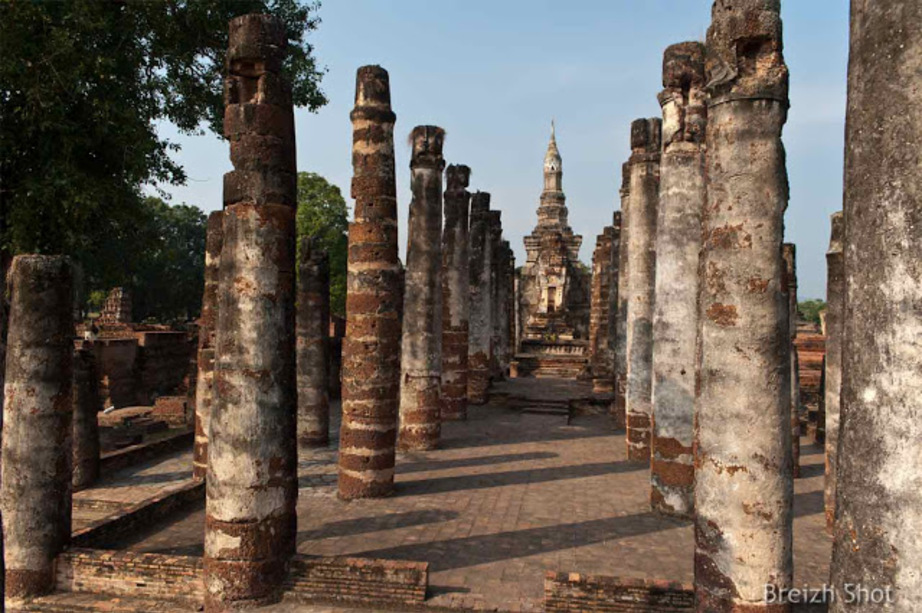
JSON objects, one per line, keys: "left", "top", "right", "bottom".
{"left": 487, "top": 211, "right": 504, "bottom": 381}
{"left": 782, "top": 243, "right": 801, "bottom": 479}
{"left": 694, "top": 1, "right": 793, "bottom": 609}
{"left": 194, "top": 210, "right": 223, "bottom": 480}
{"left": 504, "top": 244, "right": 516, "bottom": 369}
{"left": 624, "top": 117, "right": 661, "bottom": 461}
{"left": 337, "top": 65, "right": 401, "bottom": 499}
{"left": 590, "top": 228, "right": 614, "bottom": 393}
{"left": 823, "top": 211, "right": 843, "bottom": 533}
{"left": 1, "top": 255, "right": 74, "bottom": 600}
{"left": 72, "top": 344, "right": 102, "bottom": 489}
{"left": 205, "top": 15, "right": 298, "bottom": 610}
{"left": 398, "top": 126, "right": 446, "bottom": 451}
{"left": 830, "top": 2, "right": 922, "bottom": 609}
{"left": 440, "top": 165, "right": 472, "bottom": 422}
{"left": 651, "top": 41, "right": 706, "bottom": 518}
{"left": 467, "top": 192, "right": 493, "bottom": 404}
{"left": 607, "top": 212, "right": 621, "bottom": 397}
{"left": 613, "top": 164, "right": 631, "bottom": 429}
{"left": 297, "top": 237, "right": 330, "bottom": 449}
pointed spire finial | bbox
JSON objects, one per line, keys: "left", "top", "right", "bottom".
{"left": 551, "top": 119, "right": 556, "bottom": 141}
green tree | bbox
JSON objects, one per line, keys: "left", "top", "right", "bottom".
{"left": 0, "top": 0, "right": 326, "bottom": 270}
{"left": 798, "top": 299, "right": 827, "bottom": 327}
{"left": 128, "top": 197, "right": 207, "bottom": 322}
{"left": 295, "top": 172, "right": 348, "bottom": 316}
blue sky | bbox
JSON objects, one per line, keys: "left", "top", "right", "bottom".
{"left": 155, "top": 0, "right": 849, "bottom": 299}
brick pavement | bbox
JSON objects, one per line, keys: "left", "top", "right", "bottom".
{"left": 110, "top": 378, "right": 831, "bottom": 612}
{"left": 72, "top": 448, "right": 194, "bottom": 533}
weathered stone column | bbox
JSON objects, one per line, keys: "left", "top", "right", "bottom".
{"left": 624, "top": 117, "right": 661, "bottom": 461}
{"left": 467, "top": 192, "right": 493, "bottom": 404}
{"left": 590, "top": 228, "right": 615, "bottom": 393}
{"left": 1, "top": 255, "right": 74, "bottom": 600}
{"left": 650, "top": 41, "right": 706, "bottom": 518}
{"left": 607, "top": 212, "right": 621, "bottom": 396}
{"left": 194, "top": 210, "right": 223, "bottom": 481}
{"left": 830, "top": 3, "right": 922, "bottom": 609}
{"left": 72, "top": 344, "right": 101, "bottom": 490}
{"left": 505, "top": 245, "right": 516, "bottom": 368}
{"left": 297, "top": 237, "right": 330, "bottom": 449}
{"left": 398, "top": 126, "right": 445, "bottom": 451}
{"left": 782, "top": 243, "right": 801, "bottom": 479}
{"left": 206, "top": 15, "right": 298, "bottom": 610}
{"left": 487, "top": 211, "right": 504, "bottom": 380}
{"left": 495, "top": 239, "right": 513, "bottom": 376}
{"left": 613, "top": 164, "right": 631, "bottom": 428}
{"left": 337, "top": 65, "right": 401, "bottom": 499}
{"left": 440, "top": 165, "right": 471, "bottom": 422}
{"left": 823, "top": 211, "right": 843, "bottom": 533}
{"left": 694, "top": 1, "right": 792, "bottom": 609}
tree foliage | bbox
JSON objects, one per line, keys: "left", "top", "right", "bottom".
{"left": 129, "top": 197, "right": 208, "bottom": 322}
{"left": 0, "top": 0, "right": 326, "bottom": 295}
{"left": 295, "top": 172, "right": 348, "bottom": 316}
{"left": 798, "top": 299, "right": 827, "bottom": 327}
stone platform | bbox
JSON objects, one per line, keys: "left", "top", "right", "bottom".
{"left": 76, "top": 378, "right": 831, "bottom": 612}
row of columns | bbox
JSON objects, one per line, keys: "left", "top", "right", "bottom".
{"left": 4, "top": 2, "right": 920, "bottom": 611}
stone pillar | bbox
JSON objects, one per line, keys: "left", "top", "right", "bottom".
{"left": 72, "top": 344, "right": 101, "bottom": 489}
{"left": 297, "top": 237, "right": 330, "bottom": 449}
{"left": 194, "top": 210, "right": 223, "bottom": 481}
{"left": 782, "top": 243, "right": 801, "bottom": 479}
{"left": 467, "top": 192, "right": 493, "bottom": 404}
{"left": 441, "top": 165, "right": 471, "bottom": 422}
{"left": 650, "top": 41, "right": 706, "bottom": 518}
{"left": 1, "top": 255, "right": 74, "bottom": 600}
{"left": 694, "top": 1, "right": 792, "bottom": 609}
{"left": 823, "top": 211, "right": 843, "bottom": 533}
{"left": 590, "top": 228, "right": 615, "bottom": 393}
{"left": 337, "top": 65, "right": 401, "bottom": 499}
{"left": 505, "top": 246, "right": 517, "bottom": 367}
{"left": 624, "top": 117, "right": 661, "bottom": 461}
{"left": 613, "top": 163, "right": 631, "bottom": 428}
{"left": 398, "top": 126, "right": 446, "bottom": 451}
{"left": 205, "top": 15, "right": 298, "bottom": 610}
{"left": 830, "top": 3, "right": 922, "bottom": 609}
{"left": 607, "top": 212, "right": 621, "bottom": 396}
{"left": 487, "top": 211, "right": 504, "bottom": 381}
{"left": 495, "top": 239, "right": 512, "bottom": 377}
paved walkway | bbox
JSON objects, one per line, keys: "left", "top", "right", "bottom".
{"left": 114, "top": 378, "right": 831, "bottom": 612}
{"left": 72, "top": 448, "right": 194, "bottom": 533}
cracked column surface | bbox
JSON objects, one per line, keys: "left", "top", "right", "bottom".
{"left": 467, "top": 192, "right": 493, "bottom": 404}
{"left": 613, "top": 163, "right": 631, "bottom": 428}
{"left": 589, "top": 227, "right": 614, "bottom": 393}
{"left": 337, "top": 65, "right": 401, "bottom": 499}
{"left": 297, "top": 237, "right": 330, "bottom": 450}
{"left": 194, "top": 210, "right": 223, "bottom": 481}
{"left": 830, "top": 2, "right": 922, "bottom": 611}
{"left": 782, "top": 243, "right": 801, "bottom": 479}
{"left": 440, "top": 165, "right": 472, "bottom": 422}
{"left": 72, "top": 344, "right": 101, "bottom": 490}
{"left": 624, "top": 117, "right": 661, "bottom": 462}
{"left": 650, "top": 41, "right": 706, "bottom": 519}
{"left": 823, "top": 211, "right": 843, "bottom": 533}
{"left": 694, "top": 1, "right": 793, "bottom": 610}
{"left": 398, "top": 126, "right": 446, "bottom": 451}
{"left": 1, "top": 255, "right": 74, "bottom": 601}
{"left": 205, "top": 14, "right": 298, "bottom": 610}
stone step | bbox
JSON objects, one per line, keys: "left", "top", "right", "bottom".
{"left": 15, "top": 593, "right": 198, "bottom": 612}
{"left": 521, "top": 406, "right": 569, "bottom": 417}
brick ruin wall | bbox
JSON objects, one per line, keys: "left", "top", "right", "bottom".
{"left": 54, "top": 548, "right": 428, "bottom": 607}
